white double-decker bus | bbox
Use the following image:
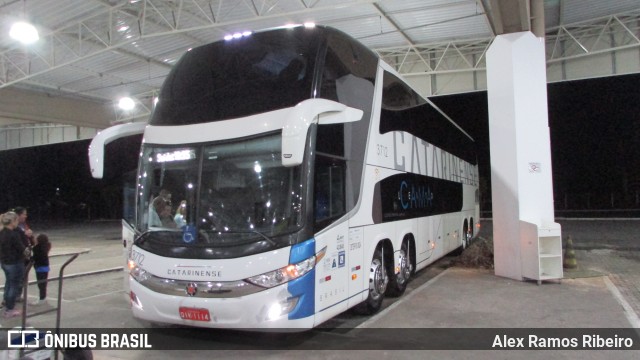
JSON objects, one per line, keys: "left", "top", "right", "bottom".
{"left": 89, "top": 25, "right": 479, "bottom": 330}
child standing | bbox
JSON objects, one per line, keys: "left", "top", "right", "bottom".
{"left": 30, "top": 233, "right": 51, "bottom": 306}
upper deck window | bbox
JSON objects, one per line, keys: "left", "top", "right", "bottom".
{"left": 379, "top": 71, "right": 476, "bottom": 165}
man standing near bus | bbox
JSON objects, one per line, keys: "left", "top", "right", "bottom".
{"left": 13, "top": 207, "right": 34, "bottom": 245}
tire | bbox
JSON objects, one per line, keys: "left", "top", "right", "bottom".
{"left": 470, "top": 217, "right": 475, "bottom": 238}
{"left": 386, "top": 240, "right": 412, "bottom": 297}
{"left": 354, "top": 247, "right": 388, "bottom": 315}
{"left": 452, "top": 221, "right": 469, "bottom": 256}
{"left": 462, "top": 221, "right": 470, "bottom": 250}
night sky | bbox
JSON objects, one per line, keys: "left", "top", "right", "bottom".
{"left": 1, "top": 73, "right": 638, "bottom": 222}
{"left": 431, "top": 72, "right": 640, "bottom": 211}
{"left": 0, "top": 135, "right": 142, "bottom": 223}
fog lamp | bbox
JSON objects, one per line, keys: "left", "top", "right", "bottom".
{"left": 267, "top": 297, "right": 299, "bottom": 321}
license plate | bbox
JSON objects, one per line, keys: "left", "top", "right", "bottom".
{"left": 179, "top": 307, "right": 211, "bottom": 322}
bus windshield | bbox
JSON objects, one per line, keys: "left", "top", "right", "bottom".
{"left": 151, "top": 27, "right": 319, "bottom": 125}
{"left": 136, "top": 133, "right": 304, "bottom": 259}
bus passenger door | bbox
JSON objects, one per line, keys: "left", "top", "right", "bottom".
{"left": 122, "top": 219, "right": 136, "bottom": 298}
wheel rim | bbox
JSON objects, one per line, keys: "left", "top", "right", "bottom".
{"left": 369, "top": 258, "right": 387, "bottom": 301}
{"left": 396, "top": 248, "right": 411, "bottom": 285}
{"left": 462, "top": 225, "right": 470, "bottom": 249}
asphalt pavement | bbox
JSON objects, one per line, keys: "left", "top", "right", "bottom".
{"left": 0, "top": 219, "right": 637, "bottom": 359}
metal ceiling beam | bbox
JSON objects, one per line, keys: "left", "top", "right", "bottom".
{"left": 371, "top": 2, "right": 433, "bottom": 74}
{"left": 376, "top": 38, "right": 492, "bottom": 76}
{"left": 376, "top": 9, "right": 640, "bottom": 77}
{"left": 2, "top": 0, "right": 639, "bottom": 107}
{"left": 372, "top": 3, "right": 415, "bottom": 46}
{"left": 481, "top": 0, "right": 530, "bottom": 35}
{"left": 482, "top": 0, "right": 503, "bottom": 35}
{"left": 0, "top": 0, "right": 378, "bottom": 90}
{"left": 530, "top": 0, "right": 544, "bottom": 38}
{"left": 546, "top": 9, "right": 640, "bottom": 64}
{"left": 478, "top": 0, "right": 496, "bottom": 36}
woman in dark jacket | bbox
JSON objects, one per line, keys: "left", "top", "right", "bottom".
{"left": 31, "top": 233, "right": 51, "bottom": 305}
{"left": 0, "top": 211, "right": 26, "bottom": 318}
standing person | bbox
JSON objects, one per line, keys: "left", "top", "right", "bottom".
{"left": 12, "top": 206, "right": 34, "bottom": 303}
{"left": 13, "top": 207, "right": 34, "bottom": 247}
{"left": 30, "top": 233, "right": 51, "bottom": 306}
{"left": 0, "top": 211, "right": 26, "bottom": 318}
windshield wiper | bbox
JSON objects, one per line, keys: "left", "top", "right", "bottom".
{"left": 249, "top": 230, "right": 277, "bottom": 246}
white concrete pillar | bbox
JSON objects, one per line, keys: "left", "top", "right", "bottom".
{"left": 487, "top": 31, "right": 561, "bottom": 281}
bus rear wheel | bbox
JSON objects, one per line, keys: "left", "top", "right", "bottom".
{"left": 355, "top": 247, "right": 388, "bottom": 315}
{"left": 463, "top": 221, "right": 471, "bottom": 249}
{"left": 386, "top": 241, "right": 412, "bottom": 297}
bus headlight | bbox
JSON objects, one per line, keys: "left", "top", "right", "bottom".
{"left": 129, "top": 260, "right": 150, "bottom": 283}
{"left": 245, "top": 255, "right": 316, "bottom": 288}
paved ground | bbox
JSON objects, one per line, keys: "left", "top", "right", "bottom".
{"left": 3, "top": 219, "right": 639, "bottom": 316}
{"left": 480, "top": 219, "right": 640, "bottom": 318}
{"left": 560, "top": 219, "right": 640, "bottom": 319}
{"left": 2, "top": 218, "right": 639, "bottom": 320}
{"left": 569, "top": 249, "right": 640, "bottom": 318}
{"left": 0, "top": 218, "right": 637, "bottom": 359}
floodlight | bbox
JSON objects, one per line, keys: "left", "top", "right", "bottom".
{"left": 118, "top": 97, "right": 136, "bottom": 111}
{"left": 9, "top": 21, "right": 39, "bottom": 45}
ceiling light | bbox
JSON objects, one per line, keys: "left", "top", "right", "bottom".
{"left": 304, "top": 22, "right": 316, "bottom": 28}
{"left": 9, "top": 21, "right": 39, "bottom": 45}
{"left": 224, "top": 31, "right": 252, "bottom": 41}
{"left": 118, "top": 97, "right": 136, "bottom": 111}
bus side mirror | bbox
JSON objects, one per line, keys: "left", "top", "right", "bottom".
{"left": 88, "top": 122, "right": 147, "bottom": 179}
{"left": 281, "top": 99, "right": 363, "bottom": 167}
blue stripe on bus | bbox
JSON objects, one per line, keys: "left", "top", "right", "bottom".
{"left": 287, "top": 238, "right": 316, "bottom": 320}
{"left": 287, "top": 268, "right": 315, "bottom": 320}
{"left": 289, "top": 238, "right": 315, "bottom": 263}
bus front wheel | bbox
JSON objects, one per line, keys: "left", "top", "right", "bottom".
{"left": 355, "top": 247, "right": 388, "bottom": 315}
